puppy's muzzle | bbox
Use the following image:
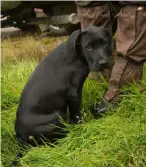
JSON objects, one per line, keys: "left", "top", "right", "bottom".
{"left": 98, "top": 59, "right": 109, "bottom": 71}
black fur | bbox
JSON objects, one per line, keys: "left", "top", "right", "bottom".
{"left": 15, "top": 26, "right": 113, "bottom": 146}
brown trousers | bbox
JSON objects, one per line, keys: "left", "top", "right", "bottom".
{"left": 116, "top": 5, "right": 146, "bottom": 63}
{"left": 105, "top": 5, "right": 146, "bottom": 101}
{"left": 77, "top": 3, "right": 111, "bottom": 30}
{"left": 76, "top": 4, "right": 146, "bottom": 101}
{"left": 34, "top": 8, "right": 50, "bottom": 35}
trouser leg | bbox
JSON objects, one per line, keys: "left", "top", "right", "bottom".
{"left": 34, "top": 8, "right": 50, "bottom": 37}
{"left": 104, "top": 5, "right": 146, "bottom": 101}
{"left": 93, "top": 5, "right": 146, "bottom": 114}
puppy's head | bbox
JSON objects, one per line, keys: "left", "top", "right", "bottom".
{"left": 75, "top": 26, "right": 113, "bottom": 72}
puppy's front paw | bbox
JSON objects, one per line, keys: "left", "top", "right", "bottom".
{"left": 71, "top": 115, "right": 83, "bottom": 124}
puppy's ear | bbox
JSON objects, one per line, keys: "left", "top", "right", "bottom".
{"left": 68, "top": 29, "right": 87, "bottom": 54}
{"left": 75, "top": 30, "right": 87, "bottom": 55}
{"left": 74, "top": 29, "right": 88, "bottom": 51}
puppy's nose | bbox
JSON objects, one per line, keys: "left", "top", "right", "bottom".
{"left": 98, "top": 59, "right": 109, "bottom": 70}
{"left": 99, "top": 59, "right": 108, "bottom": 66}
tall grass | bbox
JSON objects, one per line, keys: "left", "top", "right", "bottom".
{"left": 1, "top": 35, "right": 146, "bottom": 167}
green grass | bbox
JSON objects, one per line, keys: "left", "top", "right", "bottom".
{"left": 1, "top": 36, "right": 146, "bottom": 167}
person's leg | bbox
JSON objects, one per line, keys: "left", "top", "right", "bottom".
{"left": 94, "top": 5, "right": 146, "bottom": 114}
{"left": 76, "top": 3, "right": 112, "bottom": 81}
{"left": 34, "top": 8, "right": 50, "bottom": 38}
{"left": 76, "top": 3, "right": 111, "bottom": 29}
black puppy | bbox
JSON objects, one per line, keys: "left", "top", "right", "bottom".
{"left": 15, "top": 26, "right": 113, "bottom": 145}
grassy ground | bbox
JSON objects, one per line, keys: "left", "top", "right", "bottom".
{"left": 1, "top": 35, "right": 146, "bottom": 167}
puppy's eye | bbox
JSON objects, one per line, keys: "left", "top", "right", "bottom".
{"left": 85, "top": 43, "right": 93, "bottom": 50}
{"left": 103, "top": 42, "right": 107, "bottom": 47}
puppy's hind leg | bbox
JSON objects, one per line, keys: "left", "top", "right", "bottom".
{"left": 32, "top": 111, "right": 67, "bottom": 144}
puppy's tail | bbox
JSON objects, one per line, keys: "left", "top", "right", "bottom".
{"left": 10, "top": 152, "right": 23, "bottom": 167}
